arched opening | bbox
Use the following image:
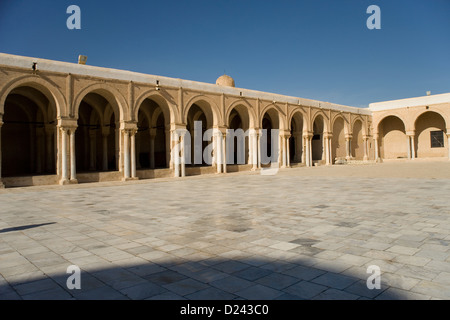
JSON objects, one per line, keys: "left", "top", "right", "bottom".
{"left": 352, "top": 120, "right": 364, "bottom": 160}
{"left": 312, "top": 115, "right": 325, "bottom": 162}
{"left": 228, "top": 106, "right": 250, "bottom": 165}
{"left": 2, "top": 86, "right": 57, "bottom": 177}
{"left": 186, "top": 102, "right": 213, "bottom": 166}
{"left": 379, "top": 116, "right": 407, "bottom": 159}
{"left": 332, "top": 117, "right": 346, "bottom": 163}
{"left": 75, "top": 92, "right": 118, "bottom": 172}
{"left": 414, "top": 111, "right": 447, "bottom": 158}
{"left": 290, "top": 112, "right": 303, "bottom": 164}
{"left": 261, "top": 109, "right": 279, "bottom": 166}
{"left": 136, "top": 98, "right": 170, "bottom": 170}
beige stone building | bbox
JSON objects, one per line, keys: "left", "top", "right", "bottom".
{"left": 0, "top": 53, "right": 448, "bottom": 188}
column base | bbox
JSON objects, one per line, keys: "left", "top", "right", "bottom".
{"left": 0, "top": 182, "right": 5, "bottom": 189}
{"left": 59, "top": 179, "right": 70, "bottom": 185}
{"left": 69, "top": 179, "right": 78, "bottom": 184}
{"left": 363, "top": 156, "right": 369, "bottom": 161}
{"left": 376, "top": 158, "right": 383, "bottom": 163}
{"left": 121, "top": 177, "right": 134, "bottom": 182}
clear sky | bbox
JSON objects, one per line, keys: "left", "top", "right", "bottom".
{"left": 1, "top": 0, "right": 449, "bottom": 108}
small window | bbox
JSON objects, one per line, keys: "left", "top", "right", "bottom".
{"left": 312, "top": 134, "right": 321, "bottom": 140}
{"left": 430, "top": 131, "right": 444, "bottom": 148}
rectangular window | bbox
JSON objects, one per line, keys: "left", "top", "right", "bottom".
{"left": 312, "top": 134, "right": 321, "bottom": 141}
{"left": 430, "top": 131, "right": 444, "bottom": 148}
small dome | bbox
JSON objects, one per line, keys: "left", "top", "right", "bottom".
{"left": 216, "top": 74, "right": 235, "bottom": 87}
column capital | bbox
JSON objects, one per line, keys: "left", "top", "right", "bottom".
{"left": 303, "top": 132, "right": 313, "bottom": 139}
{"left": 323, "top": 132, "right": 333, "bottom": 139}
{"left": 406, "top": 131, "right": 415, "bottom": 137}
{"left": 214, "top": 125, "right": 228, "bottom": 135}
{"left": 57, "top": 117, "right": 78, "bottom": 128}
{"left": 362, "top": 135, "right": 370, "bottom": 140}
{"left": 345, "top": 134, "right": 353, "bottom": 140}
{"left": 170, "top": 123, "right": 187, "bottom": 131}
{"left": 59, "top": 126, "right": 70, "bottom": 133}
{"left": 279, "top": 130, "right": 291, "bottom": 137}
{"left": 120, "top": 120, "right": 138, "bottom": 131}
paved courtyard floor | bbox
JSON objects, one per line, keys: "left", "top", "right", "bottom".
{"left": 0, "top": 160, "right": 449, "bottom": 300}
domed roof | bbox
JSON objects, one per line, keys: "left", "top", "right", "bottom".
{"left": 216, "top": 74, "right": 235, "bottom": 87}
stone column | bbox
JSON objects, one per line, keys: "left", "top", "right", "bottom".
{"left": 374, "top": 133, "right": 380, "bottom": 161}
{"left": 406, "top": 136, "right": 411, "bottom": 159}
{"left": 180, "top": 130, "right": 186, "bottom": 177}
{"left": 248, "top": 130, "right": 254, "bottom": 168}
{"left": 131, "top": 130, "right": 137, "bottom": 178}
{"left": 222, "top": 133, "right": 227, "bottom": 173}
{"left": 286, "top": 135, "right": 291, "bottom": 167}
{"left": 447, "top": 134, "right": 450, "bottom": 160}
{"left": 257, "top": 130, "right": 261, "bottom": 169}
{"left": 363, "top": 135, "right": 369, "bottom": 161}
{"left": 345, "top": 134, "right": 352, "bottom": 160}
{"left": 216, "top": 131, "right": 222, "bottom": 173}
{"left": 250, "top": 130, "right": 258, "bottom": 170}
{"left": 329, "top": 137, "right": 332, "bottom": 164}
{"left": 0, "top": 119, "right": 4, "bottom": 188}
{"left": 409, "top": 135, "right": 416, "bottom": 160}
{"left": 407, "top": 133, "right": 416, "bottom": 160}
{"left": 304, "top": 133, "right": 312, "bottom": 167}
{"left": 59, "top": 127, "right": 69, "bottom": 185}
{"left": 173, "top": 131, "right": 180, "bottom": 177}
{"left": 149, "top": 129, "right": 156, "bottom": 169}
{"left": 123, "top": 130, "right": 131, "bottom": 180}
{"left": 69, "top": 128, "right": 77, "bottom": 183}
{"left": 301, "top": 136, "right": 306, "bottom": 164}
{"left": 324, "top": 135, "right": 330, "bottom": 165}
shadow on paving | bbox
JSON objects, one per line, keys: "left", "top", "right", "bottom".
{"left": 0, "top": 257, "right": 405, "bottom": 300}
{"left": 0, "top": 223, "right": 56, "bottom": 234}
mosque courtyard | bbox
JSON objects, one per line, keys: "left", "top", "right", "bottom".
{"left": 0, "top": 160, "right": 449, "bottom": 300}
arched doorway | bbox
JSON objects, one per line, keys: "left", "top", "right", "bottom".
{"left": 290, "top": 112, "right": 303, "bottom": 164}
{"left": 2, "top": 86, "right": 57, "bottom": 177}
{"left": 75, "top": 92, "right": 118, "bottom": 172}
{"left": 186, "top": 102, "right": 214, "bottom": 166}
{"left": 332, "top": 117, "right": 346, "bottom": 163}
{"left": 312, "top": 115, "right": 325, "bottom": 162}
{"left": 261, "top": 109, "right": 279, "bottom": 166}
{"left": 352, "top": 120, "right": 364, "bottom": 160}
{"left": 414, "top": 111, "right": 447, "bottom": 158}
{"left": 136, "top": 98, "right": 170, "bottom": 170}
{"left": 228, "top": 106, "right": 250, "bottom": 165}
{"left": 379, "top": 116, "right": 407, "bottom": 159}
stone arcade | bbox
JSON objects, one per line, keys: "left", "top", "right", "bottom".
{"left": 0, "top": 53, "right": 449, "bottom": 188}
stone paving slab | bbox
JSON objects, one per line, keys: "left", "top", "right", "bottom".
{"left": 1, "top": 162, "right": 450, "bottom": 300}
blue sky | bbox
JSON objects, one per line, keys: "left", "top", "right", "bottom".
{"left": 1, "top": 0, "right": 449, "bottom": 108}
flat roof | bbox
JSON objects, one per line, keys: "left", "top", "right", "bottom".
{"left": 0, "top": 52, "right": 371, "bottom": 115}
{"left": 369, "top": 93, "right": 450, "bottom": 111}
